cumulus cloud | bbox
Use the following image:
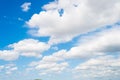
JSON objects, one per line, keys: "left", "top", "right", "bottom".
{"left": 26, "top": 25, "right": 120, "bottom": 79}
{"left": 9, "top": 39, "right": 50, "bottom": 57}
{"left": 29, "top": 50, "right": 69, "bottom": 75}
{"left": 0, "top": 50, "right": 19, "bottom": 61}
{"left": 65, "top": 26, "right": 120, "bottom": 59}
{"left": 1, "top": 0, "right": 120, "bottom": 79}
{"left": 35, "top": 26, "right": 120, "bottom": 63}
{"left": 27, "top": 0, "right": 120, "bottom": 44}
{"left": 30, "top": 26, "right": 120, "bottom": 79}
{"left": 41, "top": 49, "right": 67, "bottom": 62}
{"left": 37, "top": 62, "right": 68, "bottom": 75}
{"left": 21, "top": 2, "right": 31, "bottom": 12}
{"left": 74, "top": 55, "right": 120, "bottom": 80}
{"left": 29, "top": 60, "right": 69, "bottom": 75}
{"left": 0, "top": 39, "right": 50, "bottom": 61}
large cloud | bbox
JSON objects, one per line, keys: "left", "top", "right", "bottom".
{"left": 9, "top": 39, "right": 50, "bottom": 57}
{"left": 27, "top": 0, "right": 120, "bottom": 44}
{"left": 31, "top": 26, "right": 120, "bottom": 79}
{"left": 36, "top": 26, "right": 120, "bottom": 61}
{"left": 65, "top": 26, "right": 120, "bottom": 59}
{"left": 27, "top": 26, "right": 120, "bottom": 76}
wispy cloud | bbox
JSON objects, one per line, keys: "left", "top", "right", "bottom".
{"left": 21, "top": 2, "right": 31, "bottom": 12}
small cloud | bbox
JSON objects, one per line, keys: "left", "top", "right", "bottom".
{"left": 18, "top": 17, "right": 23, "bottom": 21}
{"left": 21, "top": 2, "right": 31, "bottom": 12}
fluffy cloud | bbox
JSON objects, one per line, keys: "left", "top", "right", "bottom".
{"left": 41, "top": 49, "right": 67, "bottom": 62}
{"left": 21, "top": 2, "right": 31, "bottom": 12}
{"left": 36, "top": 26, "right": 120, "bottom": 62}
{"left": 29, "top": 50, "right": 69, "bottom": 75}
{"left": 9, "top": 39, "right": 50, "bottom": 57}
{"left": 74, "top": 55, "right": 120, "bottom": 80}
{"left": 26, "top": 25, "right": 120, "bottom": 78}
{"left": 65, "top": 26, "right": 120, "bottom": 59}
{"left": 0, "top": 50, "right": 19, "bottom": 61}
{"left": 29, "top": 60, "right": 69, "bottom": 75}
{"left": 27, "top": 26, "right": 120, "bottom": 76}
{"left": 1, "top": 0, "right": 120, "bottom": 79}
{"left": 36, "top": 62, "right": 68, "bottom": 75}
{"left": 0, "top": 39, "right": 50, "bottom": 61}
{"left": 27, "top": 0, "right": 120, "bottom": 44}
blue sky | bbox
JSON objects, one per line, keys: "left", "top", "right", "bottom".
{"left": 0, "top": 0, "right": 120, "bottom": 80}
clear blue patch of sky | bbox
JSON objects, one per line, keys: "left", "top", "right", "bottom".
{"left": 58, "top": 8, "right": 64, "bottom": 17}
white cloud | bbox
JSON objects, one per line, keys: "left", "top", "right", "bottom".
{"left": 26, "top": 25, "right": 120, "bottom": 77}
{"left": 44, "top": 26, "right": 120, "bottom": 60}
{"left": 41, "top": 49, "right": 67, "bottom": 62}
{"left": 0, "top": 39, "right": 50, "bottom": 61}
{"left": 35, "top": 26, "right": 120, "bottom": 62}
{"left": 42, "top": 1, "right": 58, "bottom": 10}
{"left": 27, "top": 0, "right": 120, "bottom": 44}
{"left": 65, "top": 26, "right": 120, "bottom": 59}
{"left": 9, "top": 39, "right": 50, "bottom": 57}
{"left": 21, "top": 2, "right": 31, "bottom": 12}
{"left": 74, "top": 55, "right": 120, "bottom": 79}
{"left": 29, "top": 61, "right": 69, "bottom": 75}
{"left": 29, "top": 50, "right": 69, "bottom": 75}
{"left": 0, "top": 50, "right": 19, "bottom": 61}
{"left": 1, "top": 0, "right": 120, "bottom": 79}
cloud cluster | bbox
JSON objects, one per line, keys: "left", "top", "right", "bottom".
{"left": 1, "top": 0, "right": 120, "bottom": 79}
{"left": 37, "top": 26, "right": 120, "bottom": 61}
{"left": 29, "top": 61, "right": 69, "bottom": 75}
{"left": 65, "top": 26, "right": 120, "bottom": 59}
{"left": 28, "top": 49, "right": 69, "bottom": 75}
{"left": 0, "top": 39, "right": 50, "bottom": 61}
{"left": 0, "top": 64, "right": 18, "bottom": 74}
{"left": 29, "top": 26, "right": 120, "bottom": 78}
{"left": 21, "top": 2, "right": 31, "bottom": 12}
{"left": 74, "top": 55, "right": 120, "bottom": 79}
{"left": 27, "top": 0, "right": 120, "bottom": 44}
{"left": 0, "top": 50, "right": 18, "bottom": 61}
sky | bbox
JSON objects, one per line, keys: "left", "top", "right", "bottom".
{"left": 0, "top": 0, "right": 120, "bottom": 80}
